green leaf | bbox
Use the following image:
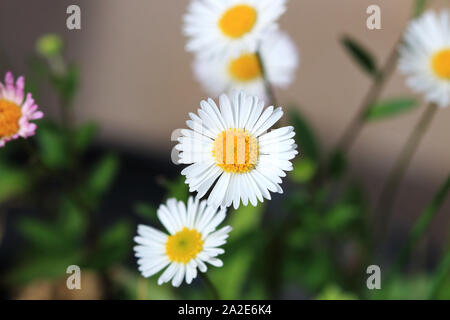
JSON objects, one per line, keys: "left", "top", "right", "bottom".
{"left": 165, "top": 176, "right": 189, "bottom": 203}
{"left": 288, "top": 108, "right": 320, "bottom": 162}
{"left": 98, "top": 221, "right": 131, "bottom": 251}
{"left": 85, "top": 154, "right": 119, "bottom": 198}
{"left": 210, "top": 204, "right": 264, "bottom": 299}
{"left": 17, "top": 201, "right": 86, "bottom": 253}
{"left": 58, "top": 199, "right": 87, "bottom": 243}
{"left": 18, "top": 218, "right": 63, "bottom": 251}
{"left": 365, "top": 98, "right": 418, "bottom": 121}
{"left": 324, "top": 204, "right": 358, "bottom": 232}
{"left": 36, "top": 123, "right": 69, "bottom": 169}
{"left": 211, "top": 245, "right": 255, "bottom": 299}
{"left": 134, "top": 202, "right": 158, "bottom": 224}
{"left": 342, "top": 36, "right": 377, "bottom": 76}
{"left": 90, "top": 221, "right": 132, "bottom": 269}
{"left": 73, "top": 122, "right": 98, "bottom": 152}
{"left": 228, "top": 203, "right": 264, "bottom": 240}
{"left": 0, "top": 164, "right": 30, "bottom": 202}
{"left": 291, "top": 158, "right": 317, "bottom": 183}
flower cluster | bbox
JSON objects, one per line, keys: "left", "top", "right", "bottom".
{"left": 131, "top": 4, "right": 450, "bottom": 290}
{"left": 135, "top": 0, "right": 299, "bottom": 287}
{"left": 184, "top": 0, "right": 299, "bottom": 101}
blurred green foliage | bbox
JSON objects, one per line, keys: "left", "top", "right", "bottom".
{"left": 316, "top": 285, "right": 358, "bottom": 300}
{"left": 1, "top": 0, "right": 449, "bottom": 301}
{"left": 0, "top": 163, "right": 30, "bottom": 202}
{"left": 1, "top": 34, "right": 130, "bottom": 291}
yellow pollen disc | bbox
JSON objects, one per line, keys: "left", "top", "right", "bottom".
{"left": 229, "top": 53, "right": 262, "bottom": 82}
{"left": 0, "top": 99, "right": 21, "bottom": 138}
{"left": 219, "top": 5, "right": 257, "bottom": 39}
{"left": 431, "top": 49, "right": 450, "bottom": 80}
{"left": 165, "top": 228, "right": 203, "bottom": 264}
{"left": 213, "top": 129, "right": 258, "bottom": 174}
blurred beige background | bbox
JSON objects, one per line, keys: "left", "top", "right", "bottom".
{"left": 0, "top": 1, "right": 449, "bottom": 243}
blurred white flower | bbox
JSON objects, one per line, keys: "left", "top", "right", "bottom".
{"left": 193, "top": 30, "right": 299, "bottom": 100}
{"left": 183, "top": 0, "right": 287, "bottom": 58}
{"left": 176, "top": 91, "right": 298, "bottom": 209}
{"left": 134, "top": 197, "right": 232, "bottom": 287}
{"left": 399, "top": 10, "right": 450, "bottom": 107}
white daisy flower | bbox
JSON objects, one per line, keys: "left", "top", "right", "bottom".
{"left": 183, "top": 0, "right": 287, "bottom": 58}
{"left": 134, "top": 197, "right": 232, "bottom": 287}
{"left": 176, "top": 91, "right": 298, "bottom": 209}
{"left": 399, "top": 10, "right": 450, "bottom": 108}
{"left": 193, "top": 30, "right": 299, "bottom": 100}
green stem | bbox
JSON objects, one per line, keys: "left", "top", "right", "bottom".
{"left": 376, "top": 103, "right": 438, "bottom": 236}
{"left": 335, "top": 0, "right": 427, "bottom": 154}
{"left": 256, "top": 51, "right": 278, "bottom": 107}
{"left": 200, "top": 273, "right": 220, "bottom": 300}
{"left": 336, "top": 44, "right": 399, "bottom": 153}
{"left": 391, "top": 174, "right": 450, "bottom": 275}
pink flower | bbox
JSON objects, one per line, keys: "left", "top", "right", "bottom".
{"left": 0, "top": 71, "right": 44, "bottom": 147}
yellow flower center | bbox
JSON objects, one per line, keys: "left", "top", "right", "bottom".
{"left": 219, "top": 5, "right": 257, "bottom": 39}
{"left": 0, "top": 99, "right": 21, "bottom": 138}
{"left": 431, "top": 49, "right": 450, "bottom": 80}
{"left": 229, "top": 53, "right": 262, "bottom": 82}
{"left": 165, "top": 228, "right": 203, "bottom": 264}
{"left": 213, "top": 129, "right": 258, "bottom": 174}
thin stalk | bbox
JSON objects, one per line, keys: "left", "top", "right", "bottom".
{"left": 336, "top": 43, "right": 399, "bottom": 153}
{"left": 200, "top": 273, "right": 220, "bottom": 300}
{"left": 256, "top": 51, "right": 278, "bottom": 107}
{"left": 314, "top": 39, "right": 400, "bottom": 212}
{"left": 391, "top": 174, "right": 450, "bottom": 275}
{"left": 336, "top": 0, "right": 428, "bottom": 153}
{"left": 256, "top": 50, "right": 285, "bottom": 293}
{"left": 376, "top": 103, "right": 438, "bottom": 235}
{"left": 47, "top": 53, "right": 73, "bottom": 143}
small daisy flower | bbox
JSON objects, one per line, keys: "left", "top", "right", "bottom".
{"left": 134, "top": 197, "right": 232, "bottom": 287}
{"left": 399, "top": 10, "right": 450, "bottom": 108}
{"left": 0, "top": 72, "right": 44, "bottom": 147}
{"left": 176, "top": 91, "right": 298, "bottom": 209}
{"left": 183, "top": 0, "right": 287, "bottom": 58}
{"left": 193, "top": 30, "right": 299, "bottom": 100}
